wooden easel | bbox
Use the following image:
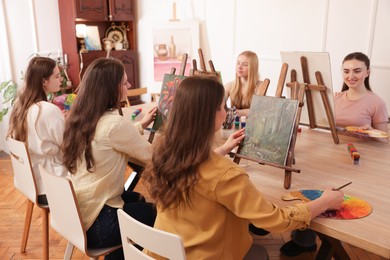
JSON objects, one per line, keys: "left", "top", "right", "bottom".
{"left": 232, "top": 62, "right": 305, "bottom": 189}
{"left": 147, "top": 53, "right": 188, "bottom": 143}
{"left": 286, "top": 56, "right": 339, "bottom": 144}
{"left": 233, "top": 81, "right": 305, "bottom": 189}
{"left": 190, "top": 49, "right": 221, "bottom": 82}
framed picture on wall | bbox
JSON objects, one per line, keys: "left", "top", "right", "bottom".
{"left": 152, "top": 21, "right": 199, "bottom": 82}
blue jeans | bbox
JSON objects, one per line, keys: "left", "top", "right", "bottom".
{"left": 86, "top": 191, "right": 156, "bottom": 260}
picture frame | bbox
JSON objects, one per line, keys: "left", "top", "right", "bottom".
{"left": 84, "top": 26, "right": 102, "bottom": 51}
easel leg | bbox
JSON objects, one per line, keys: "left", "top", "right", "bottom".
{"left": 148, "top": 132, "right": 155, "bottom": 143}
{"left": 300, "top": 57, "right": 316, "bottom": 128}
{"left": 284, "top": 170, "right": 292, "bottom": 189}
{"left": 315, "top": 71, "right": 339, "bottom": 144}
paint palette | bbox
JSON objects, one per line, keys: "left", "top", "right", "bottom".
{"left": 345, "top": 126, "right": 389, "bottom": 138}
{"left": 282, "top": 190, "right": 372, "bottom": 219}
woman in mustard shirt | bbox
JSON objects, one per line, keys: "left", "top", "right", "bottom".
{"left": 144, "top": 76, "right": 344, "bottom": 259}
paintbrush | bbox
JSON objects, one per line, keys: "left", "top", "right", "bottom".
{"left": 334, "top": 181, "right": 352, "bottom": 191}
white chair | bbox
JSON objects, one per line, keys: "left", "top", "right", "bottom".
{"left": 39, "top": 165, "right": 121, "bottom": 259}
{"left": 7, "top": 137, "right": 49, "bottom": 259}
{"left": 117, "top": 209, "right": 186, "bottom": 260}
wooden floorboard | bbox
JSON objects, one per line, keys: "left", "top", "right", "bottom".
{"left": 0, "top": 155, "right": 385, "bottom": 260}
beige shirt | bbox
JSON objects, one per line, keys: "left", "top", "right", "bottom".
{"left": 151, "top": 152, "right": 311, "bottom": 260}
{"left": 70, "top": 110, "right": 151, "bottom": 229}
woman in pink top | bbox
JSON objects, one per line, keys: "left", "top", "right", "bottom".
{"left": 281, "top": 52, "right": 389, "bottom": 257}
{"left": 334, "top": 52, "right": 388, "bottom": 137}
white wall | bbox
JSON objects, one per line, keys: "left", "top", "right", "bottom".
{"left": 1, "top": 0, "right": 389, "bottom": 150}
{"left": 137, "top": 0, "right": 390, "bottom": 109}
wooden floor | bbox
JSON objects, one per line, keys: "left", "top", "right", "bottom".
{"left": 0, "top": 154, "right": 385, "bottom": 260}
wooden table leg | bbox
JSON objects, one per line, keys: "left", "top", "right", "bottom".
{"left": 316, "top": 232, "right": 351, "bottom": 260}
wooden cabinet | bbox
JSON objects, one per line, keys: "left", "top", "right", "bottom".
{"left": 75, "top": 0, "right": 134, "bottom": 21}
{"left": 58, "top": 0, "right": 141, "bottom": 104}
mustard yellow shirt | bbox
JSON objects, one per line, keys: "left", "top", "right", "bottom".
{"left": 151, "top": 152, "right": 311, "bottom": 260}
{"left": 70, "top": 110, "right": 151, "bottom": 229}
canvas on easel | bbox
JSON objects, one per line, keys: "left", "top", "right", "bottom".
{"left": 281, "top": 51, "right": 339, "bottom": 144}
{"left": 151, "top": 74, "right": 186, "bottom": 131}
{"left": 239, "top": 95, "right": 299, "bottom": 166}
{"left": 280, "top": 52, "right": 334, "bottom": 128}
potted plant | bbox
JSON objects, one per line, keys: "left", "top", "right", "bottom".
{"left": 0, "top": 80, "right": 17, "bottom": 122}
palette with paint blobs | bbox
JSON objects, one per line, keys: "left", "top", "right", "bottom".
{"left": 345, "top": 126, "right": 389, "bottom": 138}
{"left": 282, "top": 190, "right": 372, "bottom": 219}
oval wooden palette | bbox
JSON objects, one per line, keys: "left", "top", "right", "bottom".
{"left": 282, "top": 190, "right": 372, "bottom": 219}
{"left": 345, "top": 126, "right": 389, "bottom": 138}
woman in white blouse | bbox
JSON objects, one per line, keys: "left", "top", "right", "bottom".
{"left": 8, "top": 56, "right": 68, "bottom": 204}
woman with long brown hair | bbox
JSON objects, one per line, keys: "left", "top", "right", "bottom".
{"left": 62, "top": 57, "right": 156, "bottom": 259}
{"left": 8, "top": 56, "right": 67, "bottom": 204}
{"left": 144, "top": 76, "right": 344, "bottom": 259}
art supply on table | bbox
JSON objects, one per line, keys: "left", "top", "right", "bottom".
{"left": 282, "top": 189, "right": 372, "bottom": 219}
{"left": 234, "top": 116, "right": 240, "bottom": 129}
{"left": 223, "top": 107, "right": 237, "bottom": 129}
{"left": 347, "top": 143, "right": 360, "bottom": 165}
{"left": 240, "top": 116, "right": 246, "bottom": 128}
{"left": 132, "top": 108, "right": 142, "bottom": 120}
{"left": 334, "top": 181, "right": 352, "bottom": 191}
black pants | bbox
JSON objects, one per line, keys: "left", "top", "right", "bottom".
{"left": 86, "top": 190, "right": 156, "bottom": 260}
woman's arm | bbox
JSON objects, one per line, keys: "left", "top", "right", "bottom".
{"left": 306, "top": 188, "right": 344, "bottom": 219}
{"left": 224, "top": 81, "right": 233, "bottom": 101}
{"left": 214, "top": 128, "right": 245, "bottom": 155}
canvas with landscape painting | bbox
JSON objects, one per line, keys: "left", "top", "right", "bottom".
{"left": 239, "top": 95, "right": 299, "bottom": 165}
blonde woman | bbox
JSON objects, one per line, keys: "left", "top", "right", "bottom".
{"left": 224, "top": 51, "right": 261, "bottom": 117}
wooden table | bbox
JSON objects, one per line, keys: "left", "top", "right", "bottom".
{"left": 123, "top": 104, "right": 389, "bottom": 259}
{"left": 240, "top": 127, "right": 390, "bottom": 259}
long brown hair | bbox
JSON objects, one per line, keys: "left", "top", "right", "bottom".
{"left": 62, "top": 58, "right": 124, "bottom": 174}
{"left": 7, "top": 57, "right": 56, "bottom": 141}
{"left": 341, "top": 52, "right": 372, "bottom": 92}
{"left": 144, "top": 76, "right": 225, "bottom": 210}
{"left": 230, "top": 51, "right": 259, "bottom": 109}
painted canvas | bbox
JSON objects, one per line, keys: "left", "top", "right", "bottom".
{"left": 239, "top": 95, "right": 299, "bottom": 165}
{"left": 152, "top": 74, "right": 186, "bottom": 130}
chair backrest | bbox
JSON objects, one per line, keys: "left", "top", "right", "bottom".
{"left": 39, "top": 165, "right": 87, "bottom": 254}
{"left": 7, "top": 137, "right": 38, "bottom": 203}
{"left": 117, "top": 209, "right": 186, "bottom": 260}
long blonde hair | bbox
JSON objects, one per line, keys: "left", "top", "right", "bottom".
{"left": 230, "top": 51, "right": 259, "bottom": 109}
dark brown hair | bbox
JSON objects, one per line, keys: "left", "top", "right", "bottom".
{"left": 8, "top": 57, "right": 56, "bottom": 141}
{"left": 62, "top": 58, "right": 124, "bottom": 174}
{"left": 341, "top": 52, "right": 372, "bottom": 92}
{"left": 143, "top": 76, "right": 225, "bottom": 210}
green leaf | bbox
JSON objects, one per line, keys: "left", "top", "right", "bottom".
{"left": 0, "top": 80, "right": 11, "bottom": 91}
{"left": 0, "top": 108, "right": 9, "bottom": 122}
{"left": 2, "top": 82, "right": 17, "bottom": 104}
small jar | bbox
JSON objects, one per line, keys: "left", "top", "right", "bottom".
{"left": 240, "top": 116, "right": 246, "bottom": 128}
